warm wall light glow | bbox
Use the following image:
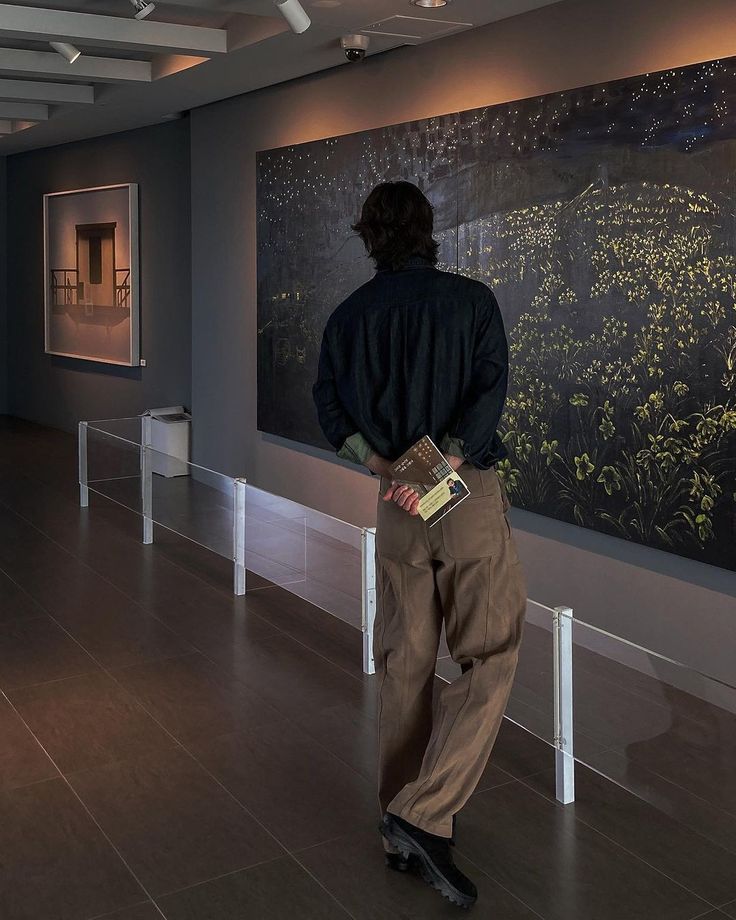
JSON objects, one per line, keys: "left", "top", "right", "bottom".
{"left": 411, "top": 0, "right": 450, "bottom": 7}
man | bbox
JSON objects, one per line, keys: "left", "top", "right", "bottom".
{"left": 312, "top": 181, "right": 527, "bottom": 910}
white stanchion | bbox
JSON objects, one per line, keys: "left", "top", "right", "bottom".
{"left": 554, "top": 605, "right": 575, "bottom": 804}
{"left": 361, "top": 526, "right": 376, "bottom": 675}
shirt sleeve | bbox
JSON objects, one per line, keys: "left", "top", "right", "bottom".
{"left": 312, "top": 326, "right": 376, "bottom": 471}
{"left": 337, "top": 431, "right": 375, "bottom": 467}
{"left": 440, "top": 433, "right": 467, "bottom": 460}
{"left": 451, "top": 289, "right": 508, "bottom": 469}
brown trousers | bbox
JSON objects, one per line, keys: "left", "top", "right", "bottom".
{"left": 374, "top": 461, "right": 527, "bottom": 838}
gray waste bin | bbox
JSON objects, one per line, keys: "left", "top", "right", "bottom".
{"left": 142, "top": 406, "right": 192, "bottom": 477}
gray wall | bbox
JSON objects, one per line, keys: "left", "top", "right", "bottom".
{"left": 0, "top": 155, "right": 7, "bottom": 415}
{"left": 6, "top": 118, "right": 191, "bottom": 431}
{"left": 190, "top": 0, "right": 736, "bottom": 684}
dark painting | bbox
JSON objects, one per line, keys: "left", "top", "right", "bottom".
{"left": 257, "top": 58, "right": 736, "bottom": 570}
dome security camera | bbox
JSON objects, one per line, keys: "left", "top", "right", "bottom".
{"left": 341, "top": 34, "right": 369, "bottom": 62}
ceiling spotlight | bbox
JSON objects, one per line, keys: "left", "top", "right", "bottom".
{"left": 273, "top": 0, "right": 311, "bottom": 34}
{"left": 130, "top": 0, "right": 156, "bottom": 19}
{"left": 411, "top": 0, "right": 451, "bottom": 6}
{"left": 49, "top": 41, "right": 81, "bottom": 64}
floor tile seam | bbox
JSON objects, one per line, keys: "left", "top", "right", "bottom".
{"left": 0, "top": 686, "right": 168, "bottom": 920}
{"left": 514, "top": 771, "right": 726, "bottom": 911}
{"left": 13, "top": 622, "right": 306, "bottom": 886}
{"left": 448, "top": 846, "right": 548, "bottom": 920}
{"left": 149, "top": 847, "right": 359, "bottom": 920}
{"left": 150, "top": 853, "right": 294, "bottom": 901}
{"left": 84, "top": 899, "right": 156, "bottom": 920}
{"left": 0, "top": 499, "right": 194, "bottom": 639}
{"left": 583, "top": 753, "right": 736, "bottom": 826}
{"left": 0, "top": 493, "right": 278, "bottom": 654}
{"left": 2, "top": 542, "right": 375, "bottom": 828}
{"left": 40, "top": 610, "right": 366, "bottom": 920}
{"left": 0, "top": 489, "right": 368, "bottom": 694}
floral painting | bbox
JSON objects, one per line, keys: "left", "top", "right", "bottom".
{"left": 257, "top": 58, "right": 736, "bottom": 570}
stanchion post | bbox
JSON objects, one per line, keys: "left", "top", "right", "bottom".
{"left": 361, "top": 527, "right": 376, "bottom": 675}
{"left": 78, "top": 421, "right": 89, "bottom": 508}
{"left": 553, "top": 605, "right": 575, "bottom": 804}
{"left": 141, "top": 415, "right": 153, "bottom": 545}
{"left": 233, "top": 478, "right": 247, "bottom": 596}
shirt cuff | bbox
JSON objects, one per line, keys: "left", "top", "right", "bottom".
{"left": 440, "top": 433, "right": 467, "bottom": 460}
{"left": 337, "top": 431, "right": 375, "bottom": 466}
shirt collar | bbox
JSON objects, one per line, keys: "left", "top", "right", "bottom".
{"left": 376, "top": 255, "right": 436, "bottom": 273}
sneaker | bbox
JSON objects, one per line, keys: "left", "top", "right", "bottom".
{"left": 379, "top": 812, "right": 477, "bottom": 908}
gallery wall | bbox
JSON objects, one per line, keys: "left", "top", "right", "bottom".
{"left": 6, "top": 118, "right": 192, "bottom": 431}
{"left": 190, "top": 0, "right": 736, "bottom": 684}
{"left": 0, "top": 156, "right": 6, "bottom": 415}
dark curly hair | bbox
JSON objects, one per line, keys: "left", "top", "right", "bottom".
{"left": 352, "top": 181, "right": 439, "bottom": 271}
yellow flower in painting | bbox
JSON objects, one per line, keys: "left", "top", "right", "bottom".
{"left": 719, "top": 410, "right": 736, "bottom": 430}
{"left": 541, "top": 439, "right": 559, "bottom": 465}
{"left": 574, "top": 453, "right": 595, "bottom": 480}
{"left": 599, "top": 417, "right": 615, "bottom": 440}
{"left": 570, "top": 392, "right": 589, "bottom": 407}
{"left": 597, "top": 465, "right": 622, "bottom": 495}
{"left": 634, "top": 404, "right": 650, "bottom": 421}
{"left": 673, "top": 380, "right": 689, "bottom": 397}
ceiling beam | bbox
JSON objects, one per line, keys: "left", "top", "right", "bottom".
{"left": 0, "top": 78, "right": 94, "bottom": 105}
{"left": 0, "top": 119, "right": 13, "bottom": 135}
{"left": 0, "top": 4, "right": 228, "bottom": 56}
{"left": 0, "top": 101, "right": 48, "bottom": 121}
{"left": 0, "top": 49, "right": 151, "bottom": 84}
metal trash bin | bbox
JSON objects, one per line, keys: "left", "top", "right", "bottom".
{"left": 142, "top": 406, "right": 192, "bottom": 477}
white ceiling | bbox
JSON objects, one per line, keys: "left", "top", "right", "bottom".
{"left": 0, "top": 0, "right": 564, "bottom": 153}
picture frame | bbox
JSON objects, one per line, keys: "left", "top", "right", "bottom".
{"left": 43, "top": 183, "right": 140, "bottom": 366}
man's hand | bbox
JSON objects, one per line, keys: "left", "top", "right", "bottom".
{"left": 365, "top": 452, "right": 421, "bottom": 514}
{"left": 382, "top": 481, "right": 421, "bottom": 515}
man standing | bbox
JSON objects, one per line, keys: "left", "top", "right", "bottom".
{"left": 312, "top": 181, "right": 527, "bottom": 910}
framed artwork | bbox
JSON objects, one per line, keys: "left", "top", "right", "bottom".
{"left": 43, "top": 183, "right": 140, "bottom": 366}
{"left": 256, "top": 57, "right": 736, "bottom": 570}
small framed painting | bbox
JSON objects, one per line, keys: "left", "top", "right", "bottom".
{"left": 43, "top": 183, "right": 140, "bottom": 366}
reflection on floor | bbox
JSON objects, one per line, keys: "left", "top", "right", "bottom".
{"left": 0, "top": 415, "right": 735, "bottom": 920}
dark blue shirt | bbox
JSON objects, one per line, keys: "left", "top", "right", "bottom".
{"left": 312, "top": 255, "right": 509, "bottom": 470}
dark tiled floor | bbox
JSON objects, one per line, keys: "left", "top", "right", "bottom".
{"left": 1, "top": 415, "right": 736, "bottom": 920}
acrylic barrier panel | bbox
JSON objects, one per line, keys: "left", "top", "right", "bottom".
{"left": 244, "top": 484, "right": 363, "bottom": 627}
{"left": 85, "top": 426, "right": 240, "bottom": 561}
{"left": 562, "top": 611, "right": 736, "bottom": 844}
{"left": 86, "top": 416, "right": 143, "bottom": 446}
{"left": 146, "top": 448, "right": 237, "bottom": 559}
{"left": 85, "top": 425, "right": 143, "bottom": 514}
{"left": 435, "top": 599, "right": 558, "bottom": 753}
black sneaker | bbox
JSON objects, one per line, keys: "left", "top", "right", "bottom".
{"left": 379, "top": 812, "right": 477, "bottom": 909}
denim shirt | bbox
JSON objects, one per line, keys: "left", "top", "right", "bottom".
{"left": 312, "top": 255, "right": 509, "bottom": 473}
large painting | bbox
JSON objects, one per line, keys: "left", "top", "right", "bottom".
{"left": 257, "top": 59, "right": 736, "bottom": 570}
{"left": 44, "top": 184, "right": 140, "bottom": 366}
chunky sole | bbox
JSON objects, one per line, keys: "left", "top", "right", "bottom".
{"left": 379, "top": 816, "right": 476, "bottom": 909}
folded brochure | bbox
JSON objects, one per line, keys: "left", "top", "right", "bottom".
{"left": 388, "top": 435, "right": 470, "bottom": 526}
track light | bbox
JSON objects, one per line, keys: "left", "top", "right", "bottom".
{"left": 130, "top": 0, "right": 156, "bottom": 19}
{"left": 273, "top": 0, "right": 311, "bottom": 34}
{"left": 49, "top": 41, "right": 81, "bottom": 64}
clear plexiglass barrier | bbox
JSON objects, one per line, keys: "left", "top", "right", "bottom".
{"left": 78, "top": 417, "right": 736, "bottom": 821}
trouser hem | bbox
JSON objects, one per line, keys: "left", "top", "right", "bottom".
{"left": 390, "top": 802, "right": 453, "bottom": 838}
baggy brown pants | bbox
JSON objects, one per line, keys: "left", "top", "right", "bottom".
{"left": 374, "top": 461, "right": 527, "bottom": 838}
